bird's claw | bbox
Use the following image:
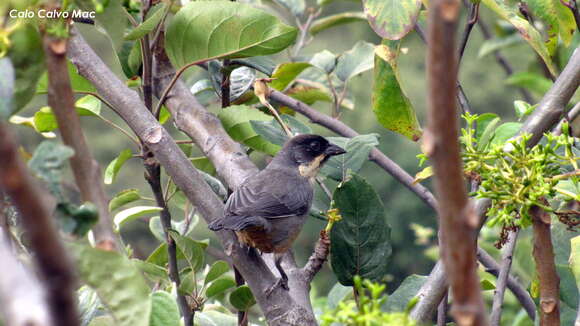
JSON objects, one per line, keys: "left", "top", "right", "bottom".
{"left": 265, "top": 278, "right": 289, "bottom": 297}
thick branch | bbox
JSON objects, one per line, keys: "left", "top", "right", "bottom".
{"left": 530, "top": 204, "right": 560, "bottom": 325}
{"left": 410, "top": 261, "right": 449, "bottom": 323}
{"left": 301, "top": 230, "right": 331, "bottom": 283}
{"left": 426, "top": 1, "right": 487, "bottom": 325}
{"left": 0, "top": 233, "right": 52, "bottom": 326}
{"left": 518, "top": 49, "right": 580, "bottom": 145}
{"left": 42, "top": 35, "right": 119, "bottom": 251}
{"left": 67, "top": 31, "right": 316, "bottom": 326}
{"left": 490, "top": 230, "right": 519, "bottom": 326}
{"left": 0, "top": 123, "right": 79, "bottom": 326}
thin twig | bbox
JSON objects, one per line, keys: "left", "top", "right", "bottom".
{"left": 490, "top": 230, "right": 519, "bottom": 326}
{"left": 426, "top": 1, "right": 487, "bottom": 325}
{"left": 301, "top": 230, "right": 331, "bottom": 282}
{"left": 43, "top": 35, "right": 120, "bottom": 251}
{"left": 531, "top": 202, "right": 560, "bottom": 325}
{"left": 0, "top": 122, "right": 79, "bottom": 326}
{"left": 458, "top": 2, "right": 480, "bottom": 63}
{"left": 292, "top": 9, "right": 318, "bottom": 58}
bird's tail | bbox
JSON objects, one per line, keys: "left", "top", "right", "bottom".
{"left": 208, "top": 218, "right": 224, "bottom": 231}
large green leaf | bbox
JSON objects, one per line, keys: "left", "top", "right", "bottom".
{"left": 363, "top": 0, "right": 422, "bottom": 40}
{"left": 570, "top": 236, "right": 580, "bottom": 291}
{"left": 310, "top": 12, "right": 367, "bottom": 35}
{"left": 320, "top": 134, "right": 379, "bottom": 181}
{"left": 149, "top": 291, "right": 179, "bottom": 326}
{"left": 28, "top": 141, "right": 74, "bottom": 201}
{"left": 0, "top": 58, "right": 15, "bottom": 120}
{"left": 206, "top": 277, "right": 236, "bottom": 298}
{"left": 8, "top": 23, "right": 45, "bottom": 112}
{"left": 169, "top": 230, "right": 206, "bottom": 272}
{"left": 217, "top": 105, "right": 280, "bottom": 155}
{"left": 334, "top": 41, "right": 375, "bottom": 82}
{"left": 481, "top": 0, "right": 558, "bottom": 76}
{"left": 250, "top": 114, "right": 312, "bottom": 146}
{"left": 71, "top": 243, "right": 151, "bottom": 326}
{"left": 330, "top": 174, "right": 392, "bottom": 286}
{"left": 525, "top": 0, "right": 576, "bottom": 53}
{"left": 372, "top": 40, "right": 421, "bottom": 141}
{"left": 114, "top": 206, "right": 163, "bottom": 230}
{"left": 383, "top": 274, "right": 427, "bottom": 312}
{"left": 204, "top": 260, "right": 230, "bottom": 286}
{"left": 166, "top": 1, "right": 297, "bottom": 68}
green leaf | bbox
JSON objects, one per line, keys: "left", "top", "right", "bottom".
{"left": 525, "top": 0, "right": 576, "bottom": 53}
{"left": 372, "top": 40, "right": 422, "bottom": 141}
{"left": 477, "top": 116, "right": 500, "bottom": 150}
{"left": 309, "top": 50, "right": 337, "bottom": 73}
{"left": 88, "top": 316, "right": 115, "bottom": 326}
{"left": 474, "top": 113, "right": 500, "bottom": 140}
{"left": 481, "top": 0, "right": 558, "bottom": 77}
{"left": 28, "top": 141, "right": 74, "bottom": 201}
{"left": 327, "top": 282, "right": 352, "bottom": 309}
{"left": 204, "top": 261, "right": 230, "bottom": 286}
{"left": 114, "top": 206, "right": 163, "bottom": 230}
{"left": 229, "top": 285, "right": 256, "bottom": 311}
{"left": 363, "top": 0, "right": 422, "bottom": 40}
{"left": 195, "top": 311, "right": 238, "bottom": 326}
{"left": 109, "top": 189, "right": 142, "bottom": 212}
{"left": 480, "top": 279, "right": 496, "bottom": 291}
{"left": 383, "top": 274, "right": 427, "bottom": 312}
{"left": 556, "top": 264, "right": 578, "bottom": 309}
{"left": 330, "top": 174, "right": 392, "bottom": 286}
{"left": 250, "top": 114, "right": 312, "bottom": 147}
{"left": 570, "top": 236, "right": 580, "bottom": 291}
{"left": 413, "top": 166, "right": 433, "bottom": 184}
{"left": 489, "top": 122, "right": 522, "bottom": 145}
{"left": 206, "top": 277, "right": 236, "bottom": 298}
{"left": 286, "top": 86, "right": 333, "bottom": 105}
{"left": 513, "top": 100, "right": 535, "bottom": 119}
{"left": 169, "top": 230, "right": 206, "bottom": 272}
{"left": 270, "top": 62, "right": 311, "bottom": 91}
{"left": 33, "top": 108, "right": 58, "bottom": 132}
{"left": 37, "top": 61, "right": 95, "bottom": 94}
{"left": 190, "top": 157, "right": 217, "bottom": 175}
{"left": 8, "top": 24, "right": 45, "bottom": 112}
{"left": 75, "top": 95, "right": 102, "bottom": 116}
{"left": 128, "top": 41, "right": 142, "bottom": 78}
{"left": 70, "top": 243, "right": 151, "bottom": 326}
{"left": 78, "top": 286, "right": 101, "bottom": 326}
{"left": 104, "top": 149, "right": 133, "bottom": 185}
{"left": 335, "top": 41, "right": 375, "bottom": 82}
{"left": 310, "top": 12, "right": 367, "bottom": 35}
{"left": 321, "top": 134, "right": 379, "bottom": 181}
{"left": 505, "top": 71, "right": 553, "bottom": 96}
{"left": 125, "top": 4, "right": 167, "bottom": 41}
{"left": 166, "top": 2, "right": 297, "bottom": 68}
{"left": 56, "top": 202, "right": 99, "bottom": 237}
{"left": 208, "top": 60, "right": 256, "bottom": 102}
{"left": 478, "top": 33, "right": 522, "bottom": 58}
{"left": 149, "top": 291, "right": 179, "bottom": 326}
{"left": 132, "top": 259, "right": 168, "bottom": 281}
{"left": 0, "top": 58, "right": 15, "bottom": 120}
{"left": 217, "top": 105, "right": 280, "bottom": 155}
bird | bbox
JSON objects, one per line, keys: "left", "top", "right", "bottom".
{"left": 208, "top": 134, "right": 346, "bottom": 292}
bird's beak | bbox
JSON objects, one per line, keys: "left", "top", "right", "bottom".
{"left": 325, "top": 144, "right": 346, "bottom": 156}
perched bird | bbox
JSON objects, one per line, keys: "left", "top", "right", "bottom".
{"left": 208, "top": 134, "right": 346, "bottom": 291}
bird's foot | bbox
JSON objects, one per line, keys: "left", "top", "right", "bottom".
{"left": 265, "top": 277, "right": 289, "bottom": 297}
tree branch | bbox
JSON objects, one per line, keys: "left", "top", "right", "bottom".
{"left": 477, "top": 248, "right": 536, "bottom": 320}
{"left": 552, "top": 102, "right": 580, "bottom": 135}
{"left": 410, "top": 261, "right": 449, "bottom": 323}
{"left": 301, "top": 230, "right": 330, "bottom": 283}
{"left": 530, "top": 203, "right": 560, "bottom": 325}
{"left": 42, "top": 35, "right": 120, "bottom": 251}
{"left": 518, "top": 48, "right": 580, "bottom": 145}
{"left": 426, "top": 1, "right": 487, "bottom": 325}
{"left": 67, "top": 30, "right": 317, "bottom": 326}
{"left": 490, "top": 230, "right": 519, "bottom": 326}
{"left": 0, "top": 233, "right": 53, "bottom": 326}
{"left": 0, "top": 123, "right": 79, "bottom": 326}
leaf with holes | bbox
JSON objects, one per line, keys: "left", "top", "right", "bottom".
{"left": 372, "top": 40, "right": 421, "bottom": 141}
{"left": 166, "top": 2, "right": 297, "bottom": 68}
{"left": 330, "top": 174, "right": 392, "bottom": 286}
{"left": 363, "top": 0, "right": 422, "bottom": 40}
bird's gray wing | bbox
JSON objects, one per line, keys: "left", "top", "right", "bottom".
{"left": 219, "top": 171, "right": 313, "bottom": 231}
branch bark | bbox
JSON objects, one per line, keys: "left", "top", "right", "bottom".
{"left": 530, "top": 203, "right": 560, "bottom": 325}
{"left": 42, "top": 34, "right": 120, "bottom": 251}
{"left": 490, "top": 230, "right": 519, "bottom": 326}
{"left": 0, "top": 233, "right": 52, "bottom": 326}
{"left": 0, "top": 123, "right": 79, "bottom": 326}
{"left": 426, "top": 1, "right": 487, "bottom": 325}
{"left": 67, "top": 30, "right": 317, "bottom": 326}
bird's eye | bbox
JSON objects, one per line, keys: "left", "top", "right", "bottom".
{"left": 309, "top": 142, "right": 321, "bottom": 151}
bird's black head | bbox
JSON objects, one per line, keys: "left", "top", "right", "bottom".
{"left": 272, "top": 134, "right": 346, "bottom": 176}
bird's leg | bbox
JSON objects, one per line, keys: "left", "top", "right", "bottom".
{"left": 265, "top": 253, "right": 290, "bottom": 297}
